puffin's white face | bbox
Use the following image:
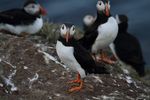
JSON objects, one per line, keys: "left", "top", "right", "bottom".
{"left": 60, "top": 24, "right": 76, "bottom": 42}
{"left": 24, "top": 3, "right": 46, "bottom": 15}
{"left": 24, "top": 3, "right": 40, "bottom": 15}
{"left": 96, "top": 0, "right": 105, "bottom": 12}
{"left": 83, "top": 15, "right": 96, "bottom": 27}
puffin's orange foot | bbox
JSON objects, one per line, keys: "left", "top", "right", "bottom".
{"left": 98, "top": 51, "right": 116, "bottom": 64}
{"left": 68, "top": 73, "right": 81, "bottom": 84}
{"left": 100, "top": 57, "right": 116, "bottom": 64}
{"left": 68, "top": 79, "right": 81, "bottom": 84}
{"left": 68, "top": 73, "right": 83, "bottom": 92}
{"left": 68, "top": 80, "right": 83, "bottom": 92}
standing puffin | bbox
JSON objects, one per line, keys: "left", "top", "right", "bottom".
{"left": 79, "top": 0, "right": 107, "bottom": 51}
{"left": 56, "top": 23, "right": 109, "bottom": 92}
{"left": 80, "top": 0, "right": 118, "bottom": 64}
{"left": 0, "top": 0, "right": 46, "bottom": 36}
{"left": 113, "top": 15, "right": 145, "bottom": 77}
{"left": 91, "top": 0, "right": 118, "bottom": 64}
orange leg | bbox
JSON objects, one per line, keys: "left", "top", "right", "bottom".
{"left": 99, "top": 50, "right": 116, "bottom": 64}
{"left": 68, "top": 73, "right": 83, "bottom": 92}
{"left": 68, "top": 73, "right": 81, "bottom": 83}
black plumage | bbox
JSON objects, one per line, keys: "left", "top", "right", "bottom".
{"left": 114, "top": 15, "right": 145, "bottom": 76}
{"left": 79, "top": 30, "right": 98, "bottom": 51}
{"left": 93, "top": 11, "right": 108, "bottom": 30}
{"left": 0, "top": 9, "right": 40, "bottom": 26}
{"left": 80, "top": 5, "right": 109, "bottom": 51}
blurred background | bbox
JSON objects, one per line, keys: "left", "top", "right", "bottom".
{"left": 0, "top": 0, "right": 150, "bottom": 68}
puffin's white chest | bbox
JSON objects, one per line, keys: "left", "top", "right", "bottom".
{"left": 92, "top": 17, "right": 118, "bottom": 53}
{"left": 56, "top": 41, "right": 86, "bottom": 78}
{"left": 0, "top": 17, "right": 43, "bottom": 35}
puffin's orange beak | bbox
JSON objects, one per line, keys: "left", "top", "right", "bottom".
{"left": 65, "top": 32, "right": 70, "bottom": 42}
{"left": 40, "top": 6, "right": 47, "bottom": 15}
{"left": 105, "top": 3, "right": 109, "bottom": 16}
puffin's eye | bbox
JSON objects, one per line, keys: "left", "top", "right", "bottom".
{"left": 31, "top": 5, "right": 35, "bottom": 8}
{"left": 72, "top": 26, "right": 75, "bottom": 31}
{"left": 62, "top": 25, "right": 65, "bottom": 30}
{"left": 99, "top": 2, "right": 102, "bottom": 5}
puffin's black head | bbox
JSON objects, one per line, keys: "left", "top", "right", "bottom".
{"left": 24, "top": 0, "right": 46, "bottom": 16}
{"left": 60, "top": 23, "right": 76, "bottom": 42}
{"left": 96, "top": 0, "right": 110, "bottom": 16}
{"left": 116, "top": 14, "right": 128, "bottom": 32}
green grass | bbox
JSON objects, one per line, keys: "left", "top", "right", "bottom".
{"left": 37, "top": 22, "right": 60, "bottom": 43}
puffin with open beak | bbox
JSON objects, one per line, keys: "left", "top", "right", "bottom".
{"left": 0, "top": 0, "right": 46, "bottom": 36}
{"left": 56, "top": 23, "right": 109, "bottom": 92}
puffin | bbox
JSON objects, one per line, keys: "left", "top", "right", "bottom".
{"left": 91, "top": 2, "right": 118, "bottom": 63}
{"left": 0, "top": 0, "right": 46, "bottom": 36}
{"left": 56, "top": 23, "right": 109, "bottom": 92}
{"left": 79, "top": 0, "right": 107, "bottom": 51}
{"left": 80, "top": 0, "right": 118, "bottom": 64}
{"left": 113, "top": 15, "right": 145, "bottom": 77}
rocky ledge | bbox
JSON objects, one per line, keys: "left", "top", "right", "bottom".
{"left": 0, "top": 33, "right": 150, "bottom": 100}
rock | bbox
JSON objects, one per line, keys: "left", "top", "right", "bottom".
{"left": 0, "top": 32, "right": 150, "bottom": 100}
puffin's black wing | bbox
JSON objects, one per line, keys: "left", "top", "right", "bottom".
{"left": 0, "top": 9, "right": 37, "bottom": 25}
{"left": 94, "top": 12, "right": 108, "bottom": 27}
{"left": 79, "top": 30, "right": 98, "bottom": 50}
{"left": 73, "top": 43, "right": 109, "bottom": 74}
